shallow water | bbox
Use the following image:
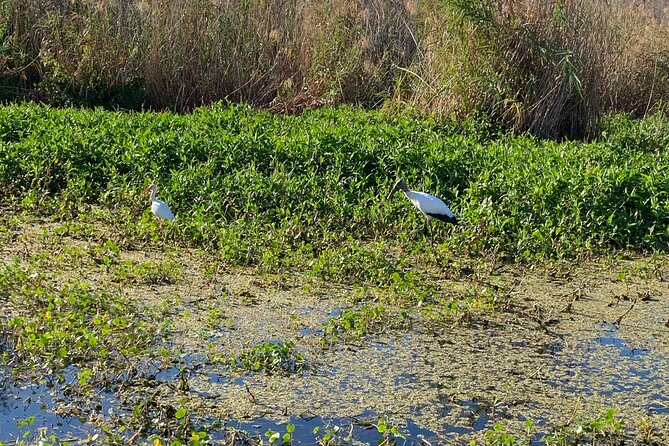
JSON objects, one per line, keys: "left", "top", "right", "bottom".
{"left": 0, "top": 366, "right": 109, "bottom": 442}
{"left": 4, "top": 320, "right": 669, "bottom": 444}
{"left": 4, "top": 258, "right": 669, "bottom": 446}
{"left": 229, "top": 413, "right": 438, "bottom": 445}
{"left": 0, "top": 369, "right": 437, "bottom": 444}
{"left": 559, "top": 322, "right": 669, "bottom": 405}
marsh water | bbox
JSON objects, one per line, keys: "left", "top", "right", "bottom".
{"left": 2, "top": 224, "right": 669, "bottom": 444}
{"left": 2, "top": 314, "right": 669, "bottom": 444}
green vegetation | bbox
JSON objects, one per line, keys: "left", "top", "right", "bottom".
{"left": 0, "top": 100, "right": 667, "bottom": 444}
{"left": 322, "top": 302, "right": 412, "bottom": 345}
{"left": 0, "top": 103, "right": 667, "bottom": 269}
{"left": 111, "top": 258, "right": 182, "bottom": 285}
{"left": 0, "top": 260, "right": 155, "bottom": 372}
{"left": 478, "top": 410, "right": 625, "bottom": 446}
{"left": 230, "top": 341, "right": 305, "bottom": 374}
{"left": 263, "top": 423, "right": 296, "bottom": 445}
{"left": 2, "top": 0, "right": 668, "bottom": 439}
{"left": 542, "top": 409, "right": 625, "bottom": 446}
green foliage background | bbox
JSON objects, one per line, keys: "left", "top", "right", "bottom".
{"left": 1, "top": 103, "right": 667, "bottom": 263}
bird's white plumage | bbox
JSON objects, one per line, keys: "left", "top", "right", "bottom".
{"left": 146, "top": 184, "right": 174, "bottom": 222}
{"left": 151, "top": 198, "right": 174, "bottom": 221}
{"left": 405, "top": 190, "right": 455, "bottom": 220}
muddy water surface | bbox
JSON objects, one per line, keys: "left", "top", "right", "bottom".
{"left": 2, "top": 223, "right": 669, "bottom": 444}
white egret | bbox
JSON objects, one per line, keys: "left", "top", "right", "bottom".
{"left": 386, "top": 179, "right": 457, "bottom": 245}
{"left": 145, "top": 183, "right": 174, "bottom": 237}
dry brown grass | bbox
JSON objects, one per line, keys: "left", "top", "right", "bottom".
{"left": 407, "top": 0, "right": 669, "bottom": 137}
{"left": 0, "top": 0, "right": 413, "bottom": 111}
{"left": 1, "top": 0, "right": 669, "bottom": 137}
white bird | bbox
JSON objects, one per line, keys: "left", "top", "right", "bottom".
{"left": 144, "top": 183, "right": 174, "bottom": 237}
{"left": 386, "top": 179, "right": 457, "bottom": 245}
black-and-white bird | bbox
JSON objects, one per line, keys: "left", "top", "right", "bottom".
{"left": 386, "top": 179, "right": 457, "bottom": 244}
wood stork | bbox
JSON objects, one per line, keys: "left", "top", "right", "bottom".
{"left": 144, "top": 183, "right": 174, "bottom": 237}
{"left": 386, "top": 179, "right": 457, "bottom": 245}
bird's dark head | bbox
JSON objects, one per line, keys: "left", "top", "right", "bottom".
{"left": 386, "top": 179, "right": 408, "bottom": 200}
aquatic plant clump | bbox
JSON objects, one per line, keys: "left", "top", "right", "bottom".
{"left": 0, "top": 261, "right": 155, "bottom": 372}
{"left": 230, "top": 341, "right": 305, "bottom": 375}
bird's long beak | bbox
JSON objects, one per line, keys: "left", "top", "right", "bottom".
{"left": 386, "top": 183, "right": 399, "bottom": 200}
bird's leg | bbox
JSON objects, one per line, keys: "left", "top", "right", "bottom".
{"left": 168, "top": 222, "right": 175, "bottom": 242}
{"left": 425, "top": 218, "right": 434, "bottom": 247}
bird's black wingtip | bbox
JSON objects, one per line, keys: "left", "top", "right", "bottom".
{"left": 428, "top": 212, "right": 458, "bottom": 225}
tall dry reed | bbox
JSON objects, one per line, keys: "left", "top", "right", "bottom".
{"left": 1, "top": 0, "right": 668, "bottom": 137}
{"left": 407, "top": 0, "right": 669, "bottom": 138}
{"left": 0, "top": 0, "right": 414, "bottom": 111}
